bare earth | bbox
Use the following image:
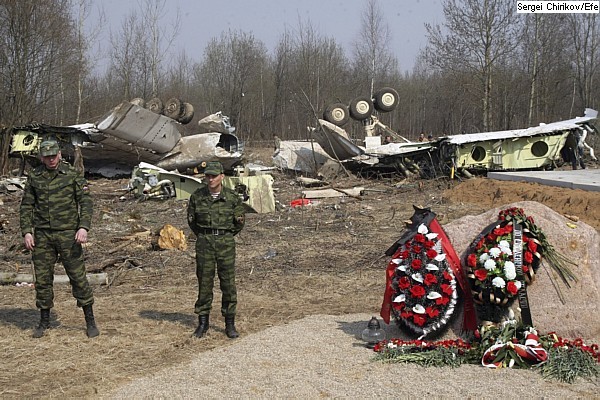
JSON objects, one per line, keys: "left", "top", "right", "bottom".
{"left": 0, "top": 149, "right": 598, "bottom": 398}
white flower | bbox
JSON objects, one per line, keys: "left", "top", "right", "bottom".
{"left": 392, "top": 258, "right": 402, "bottom": 264}
{"left": 418, "top": 224, "right": 428, "bottom": 234}
{"left": 427, "top": 291, "right": 442, "bottom": 299}
{"left": 479, "top": 253, "right": 489, "bottom": 262}
{"left": 514, "top": 281, "right": 522, "bottom": 290}
{"left": 412, "top": 304, "right": 426, "bottom": 314}
{"left": 489, "top": 247, "right": 501, "bottom": 258}
{"left": 426, "top": 232, "right": 438, "bottom": 240}
{"left": 412, "top": 273, "right": 423, "bottom": 283}
{"left": 492, "top": 277, "right": 506, "bottom": 288}
{"left": 504, "top": 261, "right": 516, "bottom": 280}
{"left": 387, "top": 342, "right": 398, "bottom": 349}
{"left": 498, "top": 240, "right": 510, "bottom": 249}
{"left": 484, "top": 259, "right": 496, "bottom": 271}
{"left": 393, "top": 294, "right": 406, "bottom": 303}
{"left": 426, "top": 263, "right": 439, "bottom": 271}
{"left": 434, "top": 253, "right": 446, "bottom": 262}
{"left": 396, "top": 264, "right": 407, "bottom": 272}
{"left": 501, "top": 247, "right": 512, "bottom": 256}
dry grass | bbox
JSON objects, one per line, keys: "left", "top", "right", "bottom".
{"left": 0, "top": 148, "right": 598, "bottom": 397}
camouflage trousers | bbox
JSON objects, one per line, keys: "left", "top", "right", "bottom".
{"left": 32, "top": 229, "right": 94, "bottom": 309}
{"left": 194, "top": 233, "right": 237, "bottom": 316}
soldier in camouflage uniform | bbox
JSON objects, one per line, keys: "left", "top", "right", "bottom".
{"left": 187, "top": 161, "right": 245, "bottom": 338}
{"left": 19, "top": 139, "right": 99, "bottom": 338}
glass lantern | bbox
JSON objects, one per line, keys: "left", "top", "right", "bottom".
{"left": 361, "top": 316, "right": 386, "bottom": 348}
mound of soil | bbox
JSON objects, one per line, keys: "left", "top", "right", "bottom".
{"left": 443, "top": 177, "right": 600, "bottom": 230}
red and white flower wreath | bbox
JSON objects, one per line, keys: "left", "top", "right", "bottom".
{"left": 389, "top": 223, "right": 459, "bottom": 339}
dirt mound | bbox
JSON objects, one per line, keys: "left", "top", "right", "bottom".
{"left": 442, "top": 177, "right": 600, "bottom": 230}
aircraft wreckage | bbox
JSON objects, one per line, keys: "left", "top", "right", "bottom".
{"left": 275, "top": 87, "right": 598, "bottom": 178}
{"left": 8, "top": 98, "right": 276, "bottom": 213}
{"left": 9, "top": 99, "right": 243, "bottom": 177}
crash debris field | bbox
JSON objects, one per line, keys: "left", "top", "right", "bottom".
{"left": 0, "top": 147, "right": 599, "bottom": 397}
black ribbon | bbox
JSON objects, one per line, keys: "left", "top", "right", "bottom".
{"left": 513, "top": 222, "right": 533, "bottom": 326}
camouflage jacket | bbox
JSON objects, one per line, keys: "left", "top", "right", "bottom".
{"left": 187, "top": 184, "right": 245, "bottom": 236}
{"left": 20, "top": 161, "right": 93, "bottom": 235}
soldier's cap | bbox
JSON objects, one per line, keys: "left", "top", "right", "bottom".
{"left": 39, "top": 139, "right": 60, "bottom": 157}
{"left": 204, "top": 161, "right": 224, "bottom": 175}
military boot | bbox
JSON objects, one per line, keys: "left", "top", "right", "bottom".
{"left": 193, "top": 315, "right": 209, "bottom": 338}
{"left": 32, "top": 309, "right": 50, "bottom": 338}
{"left": 225, "top": 315, "right": 239, "bottom": 339}
{"left": 83, "top": 304, "right": 100, "bottom": 338}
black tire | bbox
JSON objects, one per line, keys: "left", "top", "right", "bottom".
{"left": 146, "top": 97, "right": 164, "bottom": 114}
{"left": 323, "top": 103, "right": 350, "bottom": 126}
{"left": 178, "top": 102, "right": 195, "bottom": 124}
{"left": 373, "top": 87, "right": 399, "bottom": 112}
{"left": 164, "top": 97, "right": 184, "bottom": 119}
{"left": 130, "top": 97, "right": 145, "bottom": 107}
{"left": 349, "top": 96, "right": 374, "bottom": 120}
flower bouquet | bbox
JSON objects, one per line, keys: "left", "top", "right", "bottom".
{"left": 465, "top": 207, "right": 576, "bottom": 322}
{"left": 373, "top": 322, "right": 600, "bottom": 383}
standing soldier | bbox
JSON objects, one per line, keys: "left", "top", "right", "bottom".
{"left": 19, "top": 139, "right": 99, "bottom": 338}
{"left": 187, "top": 161, "right": 245, "bottom": 338}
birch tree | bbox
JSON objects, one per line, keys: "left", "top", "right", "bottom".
{"left": 424, "top": 0, "right": 517, "bottom": 131}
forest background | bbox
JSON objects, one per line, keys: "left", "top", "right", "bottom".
{"left": 0, "top": 0, "right": 599, "bottom": 175}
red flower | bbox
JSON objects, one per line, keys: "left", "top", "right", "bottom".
{"left": 414, "top": 233, "right": 426, "bottom": 243}
{"left": 413, "top": 315, "right": 426, "bottom": 326}
{"left": 426, "top": 249, "right": 438, "bottom": 259}
{"left": 476, "top": 239, "right": 485, "bottom": 250}
{"left": 400, "top": 309, "right": 413, "bottom": 318}
{"left": 523, "top": 265, "right": 530, "bottom": 273}
{"left": 410, "top": 285, "right": 426, "bottom": 298}
{"left": 424, "top": 273, "right": 438, "bottom": 286}
{"left": 467, "top": 253, "right": 477, "bottom": 268}
{"left": 441, "top": 284, "right": 453, "bottom": 296}
{"left": 424, "top": 240, "right": 435, "bottom": 249}
{"left": 486, "top": 233, "right": 497, "bottom": 241}
{"left": 528, "top": 241, "right": 537, "bottom": 253}
{"left": 426, "top": 306, "right": 439, "bottom": 318}
{"left": 413, "top": 245, "right": 422, "bottom": 253}
{"left": 524, "top": 251, "right": 533, "bottom": 264}
{"left": 392, "top": 301, "right": 405, "bottom": 310}
{"left": 505, "top": 224, "right": 513, "bottom": 233}
{"left": 474, "top": 269, "right": 488, "bottom": 281}
{"left": 443, "top": 271, "right": 452, "bottom": 281}
{"left": 506, "top": 281, "right": 518, "bottom": 295}
{"left": 399, "top": 250, "right": 409, "bottom": 259}
{"left": 436, "top": 296, "right": 450, "bottom": 305}
{"left": 493, "top": 227, "right": 504, "bottom": 236}
{"left": 398, "top": 276, "right": 410, "bottom": 289}
{"left": 411, "top": 259, "right": 422, "bottom": 270}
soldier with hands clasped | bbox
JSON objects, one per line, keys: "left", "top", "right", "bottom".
{"left": 187, "top": 161, "right": 246, "bottom": 339}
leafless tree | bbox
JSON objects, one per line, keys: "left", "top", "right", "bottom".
{"left": 0, "top": 0, "right": 80, "bottom": 174}
{"left": 194, "top": 30, "right": 269, "bottom": 140}
{"left": 351, "top": 0, "right": 398, "bottom": 96}
{"left": 567, "top": 14, "right": 599, "bottom": 114}
{"left": 108, "top": 0, "right": 179, "bottom": 101}
{"left": 424, "top": 0, "right": 517, "bottom": 131}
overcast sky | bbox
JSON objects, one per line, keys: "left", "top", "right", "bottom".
{"left": 89, "top": 0, "right": 444, "bottom": 73}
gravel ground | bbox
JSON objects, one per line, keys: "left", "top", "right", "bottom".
{"left": 109, "top": 313, "right": 598, "bottom": 399}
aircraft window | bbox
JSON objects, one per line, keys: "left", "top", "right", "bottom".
{"left": 470, "top": 146, "right": 486, "bottom": 162}
{"left": 531, "top": 141, "right": 549, "bottom": 157}
{"left": 23, "top": 134, "right": 35, "bottom": 145}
